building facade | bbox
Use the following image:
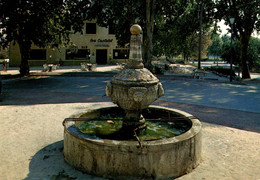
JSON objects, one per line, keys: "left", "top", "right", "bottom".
{"left": 9, "top": 20, "right": 129, "bottom": 67}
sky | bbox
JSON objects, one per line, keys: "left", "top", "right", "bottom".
{"left": 218, "top": 20, "right": 259, "bottom": 38}
{"left": 218, "top": 20, "right": 229, "bottom": 35}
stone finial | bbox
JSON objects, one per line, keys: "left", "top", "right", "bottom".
{"left": 130, "top": 24, "right": 142, "bottom": 35}
{"left": 128, "top": 24, "right": 143, "bottom": 69}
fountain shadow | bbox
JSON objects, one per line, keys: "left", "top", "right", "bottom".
{"left": 25, "top": 141, "right": 105, "bottom": 180}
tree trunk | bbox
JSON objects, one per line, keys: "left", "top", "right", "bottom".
{"left": 183, "top": 53, "right": 186, "bottom": 63}
{"left": 144, "top": 0, "right": 155, "bottom": 71}
{"left": 240, "top": 35, "right": 251, "bottom": 79}
{"left": 19, "top": 41, "right": 31, "bottom": 76}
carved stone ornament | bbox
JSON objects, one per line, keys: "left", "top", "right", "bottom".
{"left": 106, "top": 24, "right": 164, "bottom": 127}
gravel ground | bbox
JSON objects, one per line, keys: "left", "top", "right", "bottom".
{"left": 1, "top": 102, "right": 260, "bottom": 180}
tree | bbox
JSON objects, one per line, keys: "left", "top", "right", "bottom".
{"left": 208, "top": 34, "right": 223, "bottom": 60}
{"left": 221, "top": 35, "right": 240, "bottom": 65}
{"left": 152, "top": 0, "right": 197, "bottom": 59}
{"left": 248, "top": 37, "right": 260, "bottom": 71}
{"left": 144, "top": 0, "right": 156, "bottom": 70}
{"left": 0, "top": 0, "right": 90, "bottom": 76}
{"left": 87, "top": 0, "right": 143, "bottom": 45}
{"left": 215, "top": 0, "right": 260, "bottom": 79}
{"left": 153, "top": 0, "right": 215, "bottom": 61}
{"left": 87, "top": 0, "right": 155, "bottom": 69}
{"left": 220, "top": 35, "right": 260, "bottom": 72}
{"left": 87, "top": 0, "right": 208, "bottom": 70}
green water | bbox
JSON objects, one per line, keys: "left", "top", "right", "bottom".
{"left": 77, "top": 120, "right": 123, "bottom": 136}
{"left": 77, "top": 119, "right": 189, "bottom": 141}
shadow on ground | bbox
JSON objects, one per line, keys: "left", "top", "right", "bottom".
{"left": 155, "top": 100, "right": 260, "bottom": 134}
{"left": 24, "top": 141, "right": 105, "bottom": 180}
{"left": 0, "top": 75, "right": 111, "bottom": 105}
{"left": 2, "top": 74, "right": 260, "bottom": 134}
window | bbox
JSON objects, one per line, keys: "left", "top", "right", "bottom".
{"left": 66, "top": 49, "right": 90, "bottom": 60}
{"left": 86, "top": 23, "right": 96, "bottom": 34}
{"left": 113, "top": 49, "right": 128, "bottom": 59}
{"left": 29, "top": 49, "right": 46, "bottom": 60}
{"left": 109, "top": 25, "right": 115, "bottom": 34}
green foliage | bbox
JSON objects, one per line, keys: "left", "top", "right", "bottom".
{"left": 214, "top": 0, "right": 259, "bottom": 38}
{"left": 153, "top": 0, "right": 215, "bottom": 60}
{"left": 153, "top": 0, "right": 195, "bottom": 57}
{"left": 248, "top": 37, "right": 260, "bottom": 70}
{"left": 0, "top": 0, "right": 90, "bottom": 75}
{"left": 206, "top": 66, "right": 236, "bottom": 77}
{"left": 87, "top": 0, "right": 216, "bottom": 66}
{"left": 214, "top": 0, "right": 260, "bottom": 78}
{"left": 220, "top": 35, "right": 240, "bottom": 65}
{"left": 2, "top": 1, "right": 61, "bottom": 46}
{"left": 208, "top": 34, "right": 223, "bottom": 57}
{"left": 86, "top": 0, "right": 144, "bottom": 46}
{"left": 220, "top": 35, "right": 260, "bottom": 70}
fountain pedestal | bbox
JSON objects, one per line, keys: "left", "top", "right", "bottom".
{"left": 106, "top": 24, "right": 164, "bottom": 132}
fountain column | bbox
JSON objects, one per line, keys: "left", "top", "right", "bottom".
{"left": 106, "top": 24, "right": 164, "bottom": 134}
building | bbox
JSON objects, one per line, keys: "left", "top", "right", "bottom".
{"left": 9, "top": 20, "right": 129, "bottom": 67}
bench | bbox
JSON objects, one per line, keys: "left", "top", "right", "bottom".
{"left": 193, "top": 69, "right": 206, "bottom": 79}
{"left": 43, "top": 64, "right": 59, "bottom": 72}
{"left": 81, "top": 63, "right": 96, "bottom": 71}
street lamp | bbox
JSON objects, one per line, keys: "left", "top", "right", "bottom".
{"left": 229, "top": 17, "right": 235, "bottom": 82}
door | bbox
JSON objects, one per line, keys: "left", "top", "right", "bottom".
{"left": 96, "top": 49, "right": 107, "bottom": 64}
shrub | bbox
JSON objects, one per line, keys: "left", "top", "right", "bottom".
{"left": 0, "top": 53, "right": 4, "bottom": 59}
{"left": 206, "top": 66, "right": 236, "bottom": 77}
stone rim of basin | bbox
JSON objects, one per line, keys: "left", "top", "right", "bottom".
{"left": 63, "top": 105, "right": 201, "bottom": 146}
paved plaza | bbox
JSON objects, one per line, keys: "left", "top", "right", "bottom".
{"left": 0, "top": 65, "right": 260, "bottom": 179}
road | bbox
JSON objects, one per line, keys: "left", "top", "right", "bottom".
{"left": 2, "top": 75, "right": 260, "bottom": 113}
{"left": 1, "top": 74, "right": 260, "bottom": 133}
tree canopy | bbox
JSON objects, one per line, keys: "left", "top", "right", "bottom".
{"left": 87, "top": 0, "right": 259, "bottom": 78}
{"left": 153, "top": 0, "right": 215, "bottom": 61}
{"left": 214, "top": 0, "right": 260, "bottom": 78}
{"left": 208, "top": 34, "right": 223, "bottom": 58}
{"left": 220, "top": 35, "right": 260, "bottom": 71}
{"left": 86, "top": 0, "right": 215, "bottom": 70}
{"left": 0, "top": 0, "right": 90, "bottom": 76}
{"left": 0, "top": 0, "right": 259, "bottom": 78}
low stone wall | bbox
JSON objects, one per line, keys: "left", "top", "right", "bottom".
{"left": 63, "top": 104, "right": 202, "bottom": 179}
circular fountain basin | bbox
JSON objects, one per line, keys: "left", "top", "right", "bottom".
{"left": 63, "top": 104, "right": 202, "bottom": 179}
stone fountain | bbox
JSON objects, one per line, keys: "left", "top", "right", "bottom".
{"left": 106, "top": 24, "right": 164, "bottom": 138}
{"left": 63, "top": 24, "right": 202, "bottom": 179}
